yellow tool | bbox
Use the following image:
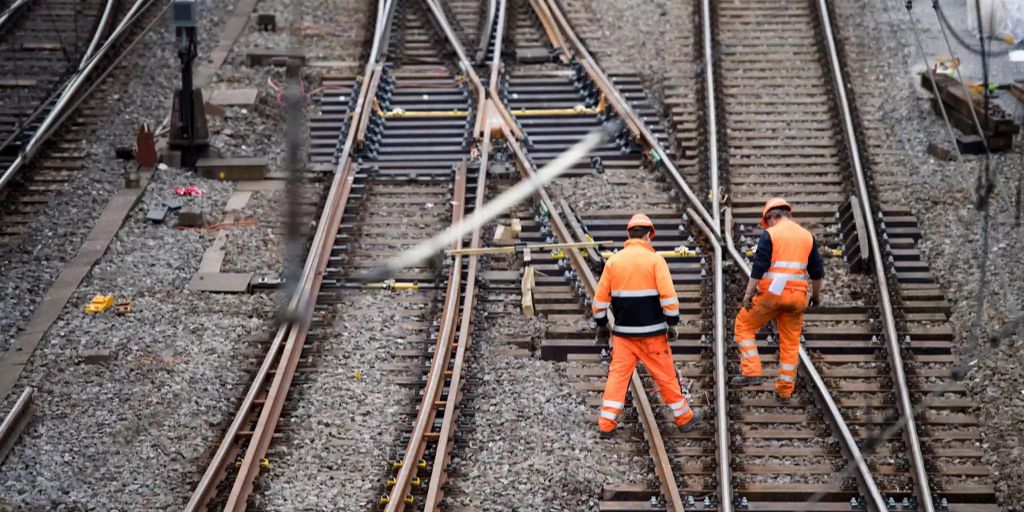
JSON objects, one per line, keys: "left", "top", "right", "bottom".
{"left": 85, "top": 294, "right": 115, "bottom": 314}
{"left": 828, "top": 248, "right": 843, "bottom": 257}
{"left": 362, "top": 280, "right": 420, "bottom": 291}
{"left": 600, "top": 245, "right": 697, "bottom": 259}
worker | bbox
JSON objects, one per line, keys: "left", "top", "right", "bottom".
{"left": 732, "top": 198, "right": 824, "bottom": 402}
{"left": 592, "top": 213, "right": 702, "bottom": 436}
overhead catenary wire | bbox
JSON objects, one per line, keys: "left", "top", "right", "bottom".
{"left": 903, "top": 0, "right": 962, "bottom": 158}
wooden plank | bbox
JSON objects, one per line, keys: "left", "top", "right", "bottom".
{"left": 208, "top": 88, "right": 258, "bottom": 106}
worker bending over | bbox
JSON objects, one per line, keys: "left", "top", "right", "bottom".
{"left": 592, "top": 214, "right": 702, "bottom": 436}
{"left": 732, "top": 198, "right": 824, "bottom": 401}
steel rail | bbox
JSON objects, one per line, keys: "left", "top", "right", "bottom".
{"left": 0, "top": 0, "right": 30, "bottom": 31}
{"left": 724, "top": 209, "right": 887, "bottom": 511}
{"left": 81, "top": 0, "right": 117, "bottom": 69}
{"left": 185, "top": 1, "right": 396, "bottom": 509}
{"left": 386, "top": 1, "right": 497, "bottom": 507}
{"left": 533, "top": 1, "right": 889, "bottom": 508}
{"left": 687, "top": 208, "right": 732, "bottom": 512}
{"left": 815, "top": 0, "right": 934, "bottom": 508}
{"left": 384, "top": 161, "right": 471, "bottom": 512}
{"left": 535, "top": 0, "right": 718, "bottom": 237}
{"left": 0, "top": 0, "right": 157, "bottom": 191}
{"left": 699, "top": 0, "right": 720, "bottom": 227}
{"left": 421, "top": 155, "right": 488, "bottom": 512}
{"left": 0, "top": 386, "right": 34, "bottom": 463}
{"left": 0, "top": 0, "right": 115, "bottom": 164}
{"left": 475, "top": 0, "right": 496, "bottom": 63}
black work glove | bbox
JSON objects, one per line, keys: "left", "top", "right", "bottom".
{"left": 741, "top": 293, "right": 754, "bottom": 311}
{"left": 666, "top": 326, "right": 678, "bottom": 341}
{"left": 809, "top": 294, "right": 821, "bottom": 309}
{"left": 596, "top": 325, "right": 611, "bottom": 346}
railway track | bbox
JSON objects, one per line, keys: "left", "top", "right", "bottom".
{"left": 711, "top": 0, "right": 998, "bottom": 509}
{"left": 0, "top": 0, "right": 160, "bottom": 244}
{"left": 188, "top": 0, "right": 1000, "bottom": 509}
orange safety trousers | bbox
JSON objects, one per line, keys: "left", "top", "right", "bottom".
{"left": 598, "top": 334, "right": 694, "bottom": 432}
{"left": 734, "top": 288, "right": 807, "bottom": 398}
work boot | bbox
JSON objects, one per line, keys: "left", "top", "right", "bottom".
{"left": 730, "top": 375, "right": 762, "bottom": 387}
{"left": 598, "top": 427, "right": 615, "bottom": 439}
{"left": 775, "top": 392, "right": 792, "bottom": 404}
{"left": 677, "top": 408, "right": 703, "bottom": 433}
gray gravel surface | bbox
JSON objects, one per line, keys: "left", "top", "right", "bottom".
{"left": 0, "top": 0, "right": 233, "bottom": 356}
{"left": 0, "top": 0, "right": 367, "bottom": 507}
{"left": 0, "top": 164, "right": 276, "bottom": 509}
{"left": 253, "top": 290, "right": 429, "bottom": 510}
{"left": 831, "top": 0, "right": 1024, "bottom": 504}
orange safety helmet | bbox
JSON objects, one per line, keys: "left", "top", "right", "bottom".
{"left": 760, "top": 198, "right": 792, "bottom": 228}
{"left": 626, "top": 213, "right": 655, "bottom": 239}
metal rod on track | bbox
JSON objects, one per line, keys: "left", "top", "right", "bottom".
{"left": 815, "top": 0, "right": 934, "bottom": 508}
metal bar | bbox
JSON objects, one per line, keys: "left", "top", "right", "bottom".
{"left": 687, "top": 209, "right": 732, "bottom": 512}
{"left": 448, "top": 240, "right": 609, "bottom": 256}
{"left": 816, "top": 1, "right": 933, "bottom": 508}
{"left": 723, "top": 208, "right": 887, "bottom": 512}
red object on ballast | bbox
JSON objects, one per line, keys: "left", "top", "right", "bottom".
{"left": 174, "top": 185, "right": 204, "bottom": 197}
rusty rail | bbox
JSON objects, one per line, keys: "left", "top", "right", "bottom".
{"left": 184, "top": 1, "right": 397, "bottom": 510}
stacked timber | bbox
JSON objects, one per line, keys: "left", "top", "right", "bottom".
{"left": 920, "top": 70, "right": 1019, "bottom": 152}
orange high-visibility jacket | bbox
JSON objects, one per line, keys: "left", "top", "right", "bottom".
{"left": 592, "top": 239, "right": 680, "bottom": 337}
{"left": 756, "top": 218, "right": 815, "bottom": 295}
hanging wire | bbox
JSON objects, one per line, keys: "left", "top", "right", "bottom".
{"left": 40, "top": 0, "right": 72, "bottom": 65}
{"left": 904, "top": 0, "right": 962, "bottom": 158}
{"left": 933, "top": 0, "right": 1022, "bottom": 56}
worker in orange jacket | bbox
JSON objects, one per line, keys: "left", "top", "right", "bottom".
{"left": 732, "top": 198, "right": 825, "bottom": 401}
{"left": 592, "top": 214, "right": 702, "bottom": 436}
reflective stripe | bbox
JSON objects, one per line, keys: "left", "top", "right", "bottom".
{"left": 671, "top": 403, "right": 692, "bottom": 417}
{"left": 600, "top": 410, "right": 618, "bottom": 420}
{"left": 660, "top": 297, "right": 679, "bottom": 306}
{"left": 779, "top": 363, "right": 798, "bottom": 371}
{"left": 740, "top": 351, "right": 759, "bottom": 359}
{"left": 771, "top": 260, "right": 807, "bottom": 270}
{"left": 737, "top": 339, "right": 756, "bottom": 348}
{"left": 611, "top": 289, "right": 660, "bottom": 297}
{"left": 613, "top": 322, "right": 668, "bottom": 334}
{"left": 668, "top": 400, "right": 687, "bottom": 410}
{"left": 778, "top": 373, "right": 797, "bottom": 382}
{"left": 593, "top": 310, "right": 607, "bottom": 319}
{"left": 602, "top": 400, "right": 624, "bottom": 410}
{"left": 662, "top": 308, "right": 680, "bottom": 317}
{"left": 592, "top": 300, "right": 610, "bottom": 309}
{"left": 763, "top": 272, "right": 808, "bottom": 281}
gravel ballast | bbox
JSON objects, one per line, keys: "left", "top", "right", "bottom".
{"left": 830, "top": 0, "right": 1024, "bottom": 504}
{"left": 0, "top": 0, "right": 370, "bottom": 508}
